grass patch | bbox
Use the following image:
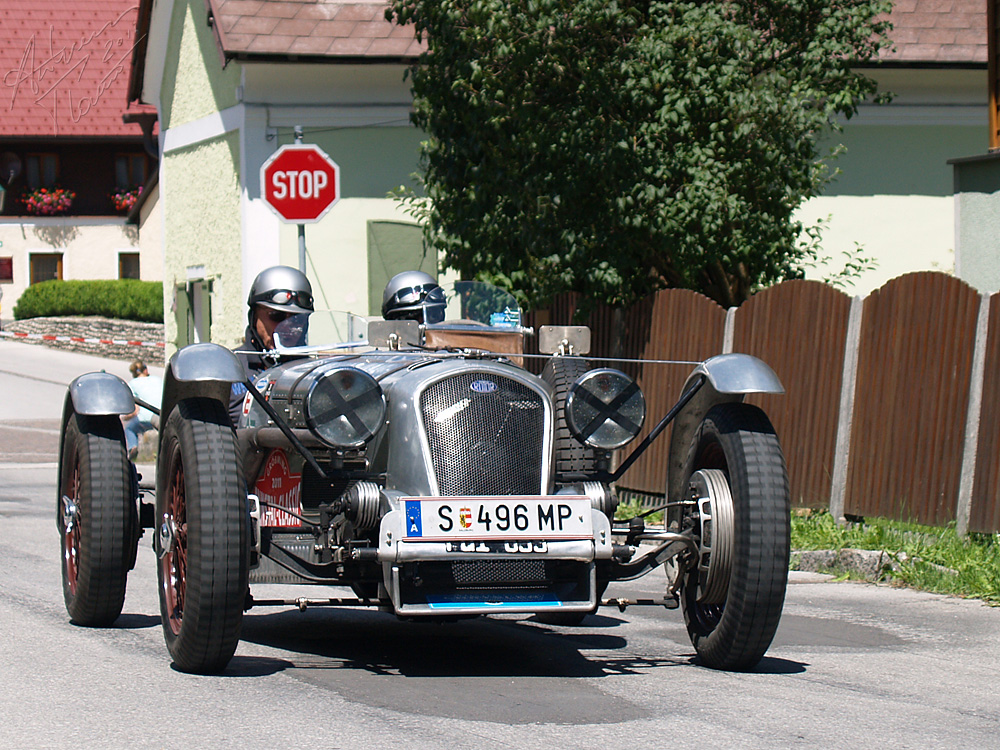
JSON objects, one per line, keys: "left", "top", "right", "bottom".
{"left": 792, "top": 510, "right": 1000, "bottom": 604}
{"left": 615, "top": 495, "right": 664, "bottom": 526}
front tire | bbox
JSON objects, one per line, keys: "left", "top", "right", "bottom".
{"left": 680, "top": 403, "right": 789, "bottom": 671}
{"left": 156, "top": 398, "right": 248, "bottom": 674}
{"left": 58, "top": 412, "right": 134, "bottom": 626}
{"left": 541, "top": 356, "right": 602, "bottom": 476}
{"left": 539, "top": 357, "right": 604, "bottom": 626}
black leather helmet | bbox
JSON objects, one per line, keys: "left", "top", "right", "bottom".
{"left": 247, "top": 266, "right": 314, "bottom": 323}
{"left": 381, "top": 270, "right": 446, "bottom": 324}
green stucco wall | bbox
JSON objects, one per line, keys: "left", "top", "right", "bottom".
{"left": 268, "top": 127, "right": 424, "bottom": 199}
{"left": 821, "top": 124, "right": 983, "bottom": 197}
{"left": 162, "top": 132, "right": 244, "bottom": 351}
{"left": 160, "top": 0, "right": 240, "bottom": 130}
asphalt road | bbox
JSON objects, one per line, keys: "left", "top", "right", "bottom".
{"left": 1, "top": 340, "right": 999, "bottom": 748}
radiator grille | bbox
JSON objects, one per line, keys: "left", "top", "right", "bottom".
{"left": 451, "top": 559, "right": 549, "bottom": 587}
{"left": 421, "top": 373, "right": 545, "bottom": 496}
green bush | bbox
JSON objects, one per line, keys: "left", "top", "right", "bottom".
{"left": 13, "top": 280, "right": 163, "bottom": 323}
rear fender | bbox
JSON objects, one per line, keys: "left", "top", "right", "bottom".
{"left": 665, "top": 354, "right": 783, "bottom": 503}
{"left": 158, "top": 343, "right": 245, "bottom": 437}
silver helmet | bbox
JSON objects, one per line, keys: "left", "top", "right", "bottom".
{"left": 247, "top": 266, "right": 314, "bottom": 319}
{"left": 381, "top": 270, "right": 446, "bottom": 324}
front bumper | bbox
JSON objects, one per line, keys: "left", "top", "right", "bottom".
{"left": 377, "top": 508, "right": 612, "bottom": 616}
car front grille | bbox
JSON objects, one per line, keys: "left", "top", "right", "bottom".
{"left": 450, "top": 559, "right": 549, "bottom": 587}
{"left": 420, "top": 372, "right": 545, "bottom": 496}
{"left": 397, "top": 559, "right": 593, "bottom": 607}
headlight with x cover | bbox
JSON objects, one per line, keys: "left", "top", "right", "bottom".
{"left": 565, "top": 368, "right": 646, "bottom": 450}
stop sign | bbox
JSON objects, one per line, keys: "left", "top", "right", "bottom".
{"left": 260, "top": 144, "right": 340, "bottom": 223}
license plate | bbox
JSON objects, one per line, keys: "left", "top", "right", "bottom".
{"left": 403, "top": 496, "right": 593, "bottom": 541}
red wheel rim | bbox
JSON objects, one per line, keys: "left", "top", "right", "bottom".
{"left": 63, "top": 464, "right": 81, "bottom": 595}
{"left": 161, "top": 455, "right": 188, "bottom": 636}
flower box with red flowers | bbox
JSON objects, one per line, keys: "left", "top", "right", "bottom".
{"left": 23, "top": 187, "right": 76, "bottom": 216}
{"left": 110, "top": 186, "right": 143, "bottom": 214}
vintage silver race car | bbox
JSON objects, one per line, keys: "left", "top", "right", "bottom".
{"left": 56, "top": 282, "right": 790, "bottom": 674}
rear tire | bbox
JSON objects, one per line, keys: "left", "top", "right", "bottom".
{"left": 156, "top": 398, "right": 248, "bottom": 674}
{"left": 680, "top": 403, "right": 789, "bottom": 671}
{"left": 58, "top": 412, "right": 134, "bottom": 626}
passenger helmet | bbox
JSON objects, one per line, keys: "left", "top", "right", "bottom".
{"left": 247, "top": 266, "right": 314, "bottom": 324}
{"left": 381, "top": 270, "right": 446, "bottom": 324}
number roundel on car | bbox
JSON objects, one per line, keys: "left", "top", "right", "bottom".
{"left": 304, "top": 367, "right": 386, "bottom": 449}
{"left": 470, "top": 379, "right": 498, "bottom": 394}
{"left": 565, "top": 368, "right": 646, "bottom": 450}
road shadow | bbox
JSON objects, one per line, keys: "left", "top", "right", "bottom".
{"left": 113, "top": 613, "right": 162, "bottom": 630}
{"left": 237, "top": 607, "right": 669, "bottom": 679}
{"left": 684, "top": 654, "right": 808, "bottom": 675}
{"left": 233, "top": 607, "right": 691, "bottom": 724}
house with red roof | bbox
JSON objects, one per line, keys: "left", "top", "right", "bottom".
{"left": 127, "top": 0, "right": 994, "bottom": 352}
{"left": 127, "top": 0, "right": 428, "bottom": 352}
{"left": 0, "top": 0, "right": 162, "bottom": 318}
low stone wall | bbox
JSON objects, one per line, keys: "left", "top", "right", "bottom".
{"left": 5, "top": 316, "right": 165, "bottom": 366}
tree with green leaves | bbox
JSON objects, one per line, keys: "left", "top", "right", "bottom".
{"left": 387, "top": 0, "right": 891, "bottom": 310}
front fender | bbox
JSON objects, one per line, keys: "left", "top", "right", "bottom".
{"left": 59, "top": 373, "right": 135, "bottom": 513}
{"left": 66, "top": 372, "right": 135, "bottom": 417}
{"left": 158, "top": 343, "right": 245, "bottom": 434}
{"left": 665, "top": 354, "right": 783, "bottom": 503}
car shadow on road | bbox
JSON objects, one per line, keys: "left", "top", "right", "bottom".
{"left": 227, "top": 608, "right": 806, "bottom": 723}
{"left": 234, "top": 606, "right": 690, "bottom": 680}
{"left": 113, "top": 613, "right": 162, "bottom": 629}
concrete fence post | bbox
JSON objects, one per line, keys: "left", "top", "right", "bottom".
{"left": 956, "top": 293, "right": 991, "bottom": 536}
{"left": 829, "top": 295, "right": 864, "bottom": 524}
{"left": 722, "top": 306, "right": 737, "bottom": 354}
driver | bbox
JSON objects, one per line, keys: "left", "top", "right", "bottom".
{"left": 229, "top": 265, "right": 314, "bottom": 423}
{"left": 381, "top": 270, "right": 446, "bottom": 324}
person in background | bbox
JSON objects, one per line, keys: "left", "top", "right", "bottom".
{"left": 124, "top": 359, "right": 163, "bottom": 460}
{"left": 230, "top": 265, "right": 314, "bottom": 424}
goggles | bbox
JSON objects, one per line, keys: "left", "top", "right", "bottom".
{"left": 251, "top": 289, "right": 314, "bottom": 309}
{"left": 388, "top": 283, "right": 445, "bottom": 308}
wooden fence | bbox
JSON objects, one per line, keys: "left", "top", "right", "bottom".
{"left": 525, "top": 271, "right": 1000, "bottom": 534}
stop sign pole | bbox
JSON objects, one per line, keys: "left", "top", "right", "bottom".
{"left": 293, "top": 128, "right": 306, "bottom": 272}
{"left": 260, "top": 129, "right": 341, "bottom": 273}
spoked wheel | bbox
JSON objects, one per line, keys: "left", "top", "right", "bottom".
{"left": 680, "top": 402, "right": 789, "bottom": 671}
{"left": 58, "top": 412, "right": 135, "bottom": 626}
{"left": 156, "top": 397, "right": 248, "bottom": 674}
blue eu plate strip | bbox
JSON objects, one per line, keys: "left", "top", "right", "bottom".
{"left": 404, "top": 499, "right": 422, "bottom": 537}
{"left": 427, "top": 600, "right": 563, "bottom": 609}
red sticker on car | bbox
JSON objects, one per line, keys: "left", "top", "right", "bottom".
{"left": 254, "top": 449, "right": 303, "bottom": 527}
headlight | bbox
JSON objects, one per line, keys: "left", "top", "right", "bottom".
{"left": 566, "top": 368, "right": 646, "bottom": 450}
{"left": 304, "top": 367, "right": 385, "bottom": 449}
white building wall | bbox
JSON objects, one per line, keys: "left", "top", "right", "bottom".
{"left": 0, "top": 218, "right": 162, "bottom": 322}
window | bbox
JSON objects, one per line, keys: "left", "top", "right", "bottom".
{"left": 119, "top": 253, "right": 140, "bottom": 279}
{"left": 25, "top": 154, "right": 59, "bottom": 190}
{"left": 115, "top": 154, "right": 147, "bottom": 189}
{"left": 30, "top": 253, "right": 62, "bottom": 284}
{"left": 175, "top": 279, "right": 212, "bottom": 347}
{"left": 0, "top": 257, "right": 12, "bottom": 283}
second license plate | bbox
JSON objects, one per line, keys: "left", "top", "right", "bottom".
{"left": 403, "top": 496, "right": 593, "bottom": 540}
